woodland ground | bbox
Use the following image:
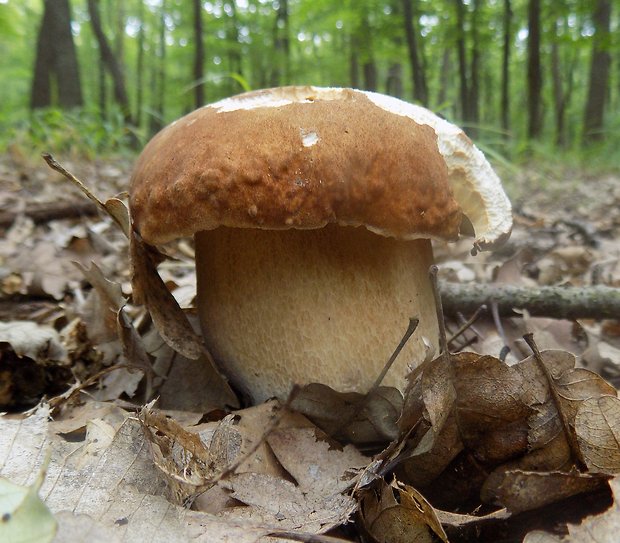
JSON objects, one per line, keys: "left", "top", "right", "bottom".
{"left": 1, "top": 151, "right": 620, "bottom": 543}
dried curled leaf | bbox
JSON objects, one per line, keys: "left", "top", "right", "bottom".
{"left": 575, "top": 395, "right": 620, "bottom": 473}
{"left": 130, "top": 231, "right": 205, "bottom": 361}
{"left": 396, "top": 345, "right": 620, "bottom": 520}
{"left": 139, "top": 403, "right": 240, "bottom": 505}
{"left": 360, "top": 478, "right": 448, "bottom": 543}
{"left": 290, "top": 383, "right": 403, "bottom": 445}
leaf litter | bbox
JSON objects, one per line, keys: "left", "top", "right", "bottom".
{"left": 0, "top": 155, "right": 619, "bottom": 541}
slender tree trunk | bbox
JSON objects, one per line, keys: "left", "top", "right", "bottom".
{"left": 363, "top": 61, "right": 378, "bottom": 92}
{"left": 349, "top": 34, "right": 360, "bottom": 88}
{"left": 360, "top": 13, "right": 377, "bottom": 92}
{"left": 149, "top": 0, "right": 167, "bottom": 134}
{"left": 87, "top": 0, "right": 132, "bottom": 124}
{"left": 193, "top": 0, "right": 205, "bottom": 107}
{"left": 455, "top": 0, "right": 470, "bottom": 122}
{"left": 469, "top": 0, "right": 481, "bottom": 130}
{"left": 226, "top": 1, "right": 243, "bottom": 94}
{"left": 98, "top": 50, "right": 107, "bottom": 120}
{"left": 527, "top": 0, "right": 543, "bottom": 139}
{"left": 30, "top": 0, "right": 83, "bottom": 109}
{"left": 386, "top": 63, "right": 403, "bottom": 98}
{"left": 500, "top": 0, "right": 512, "bottom": 135}
{"left": 115, "top": 0, "right": 125, "bottom": 60}
{"left": 271, "top": 0, "right": 290, "bottom": 85}
{"left": 402, "top": 0, "right": 428, "bottom": 105}
{"left": 550, "top": 17, "right": 577, "bottom": 148}
{"left": 583, "top": 0, "right": 612, "bottom": 142}
{"left": 135, "top": 0, "right": 145, "bottom": 127}
{"left": 437, "top": 48, "right": 452, "bottom": 108}
{"left": 551, "top": 35, "right": 565, "bottom": 146}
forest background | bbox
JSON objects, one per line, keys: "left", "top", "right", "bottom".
{"left": 0, "top": 0, "right": 618, "bottom": 171}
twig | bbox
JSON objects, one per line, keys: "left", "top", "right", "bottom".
{"left": 266, "top": 531, "right": 354, "bottom": 543}
{"left": 429, "top": 265, "right": 449, "bottom": 357}
{"left": 440, "top": 282, "right": 620, "bottom": 320}
{"left": 490, "top": 300, "right": 511, "bottom": 362}
{"left": 0, "top": 201, "right": 99, "bottom": 228}
{"left": 368, "top": 317, "right": 419, "bottom": 392}
{"left": 447, "top": 305, "right": 486, "bottom": 348}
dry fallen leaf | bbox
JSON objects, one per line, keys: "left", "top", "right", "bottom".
{"left": 523, "top": 477, "right": 620, "bottom": 542}
{"left": 360, "top": 478, "right": 448, "bottom": 543}
{"left": 219, "top": 426, "right": 366, "bottom": 533}
{"left": 291, "top": 382, "right": 403, "bottom": 445}
{"left": 140, "top": 403, "right": 239, "bottom": 505}
{"left": 575, "top": 395, "right": 620, "bottom": 473}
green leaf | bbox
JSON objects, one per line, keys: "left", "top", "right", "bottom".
{"left": 0, "top": 462, "right": 57, "bottom": 543}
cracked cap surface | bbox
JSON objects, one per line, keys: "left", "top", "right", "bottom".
{"left": 129, "top": 86, "right": 511, "bottom": 249}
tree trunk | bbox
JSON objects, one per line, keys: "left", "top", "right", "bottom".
{"left": 87, "top": 0, "right": 132, "bottom": 124}
{"left": 30, "top": 0, "right": 83, "bottom": 109}
{"left": 193, "top": 0, "right": 205, "bottom": 108}
{"left": 454, "top": 0, "right": 470, "bottom": 123}
{"left": 402, "top": 0, "right": 428, "bottom": 105}
{"left": 149, "top": 0, "right": 167, "bottom": 135}
{"left": 98, "top": 50, "right": 107, "bottom": 120}
{"left": 468, "top": 0, "right": 481, "bottom": 133}
{"left": 363, "top": 61, "right": 378, "bottom": 92}
{"left": 436, "top": 48, "right": 452, "bottom": 108}
{"left": 527, "top": 0, "right": 543, "bottom": 139}
{"left": 226, "top": 1, "right": 243, "bottom": 94}
{"left": 135, "top": 0, "right": 145, "bottom": 127}
{"left": 583, "top": 0, "right": 612, "bottom": 142}
{"left": 271, "top": 0, "right": 290, "bottom": 86}
{"left": 500, "top": 0, "right": 512, "bottom": 135}
{"left": 386, "top": 63, "right": 403, "bottom": 98}
{"left": 349, "top": 35, "right": 360, "bottom": 89}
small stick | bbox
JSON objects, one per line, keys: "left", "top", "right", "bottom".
{"left": 491, "top": 300, "right": 511, "bottom": 361}
{"left": 429, "top": 265, "right": 449, "bottom": 358}
{"left": 447, "top": 305, "right": 486, "bottom": 348}
{"left": 368, "top": 317, "right": 419, "bottom": 392}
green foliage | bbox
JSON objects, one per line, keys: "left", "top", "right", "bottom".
{"left": 1, "top": 0, "right": 618, "bottom": 168}
{"left": 6, "top": 107, "right": 145, "bottom": 159}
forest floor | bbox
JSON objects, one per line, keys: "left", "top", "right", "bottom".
{"left": 1, "top": 151, "right": 620, "bottom": 543}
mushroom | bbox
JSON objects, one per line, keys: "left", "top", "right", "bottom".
{"left": 129, "top": 86, "right": 512, "bottom": 403}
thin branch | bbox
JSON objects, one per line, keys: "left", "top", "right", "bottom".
{"left": 440, "top": 282, "right": 620, "bottom": 320}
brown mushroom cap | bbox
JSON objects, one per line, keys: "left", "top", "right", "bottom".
{"left": 133, "top": 87, "right": 458, "bottom": 245}
{"left": 130, "top": 86, "right": 511, "bottom": 249}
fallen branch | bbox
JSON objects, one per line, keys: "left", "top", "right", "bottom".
{"left": 0, "top": 200, "right": 99, "bottom": 228}
{"left": 439, "top": 282, "right": 620, "bottom": 320}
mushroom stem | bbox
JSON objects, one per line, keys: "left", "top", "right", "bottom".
{"left": 195, "top": 225, "right": 440, "bottom": 403}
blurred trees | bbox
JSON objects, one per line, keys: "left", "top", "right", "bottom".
{"left": 583, "top": 0, "right": 612, "bottom": 142}
{"left": 8, "top": 0, "right": 618, "bottom": 152}
{"left": 30, "top": 0, "right": 82, "bottom": 109}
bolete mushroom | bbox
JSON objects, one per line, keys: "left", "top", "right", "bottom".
{"left": 129, "top": 86, "right": 512, "bottom": 403}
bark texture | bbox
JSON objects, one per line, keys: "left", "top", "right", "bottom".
{"left": 440, "top": 282, "right": 620, "bottom": 320}
{"left": 30, "top": 0, "right": 83, "bottom": 109}
{"left": 402, "top": 0, "right": 428, "bottom": 105}
{"left": 193, "top": 0, "right": 205, "bottom": 108}
{"left": 527, "top": 0, "right": 543, "bottom": 139}
{"left": 583, "top": 0, "right": 612, "bottom": 142}
{"left": 87, "top": 0, "right": 132, "bottom": 124}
